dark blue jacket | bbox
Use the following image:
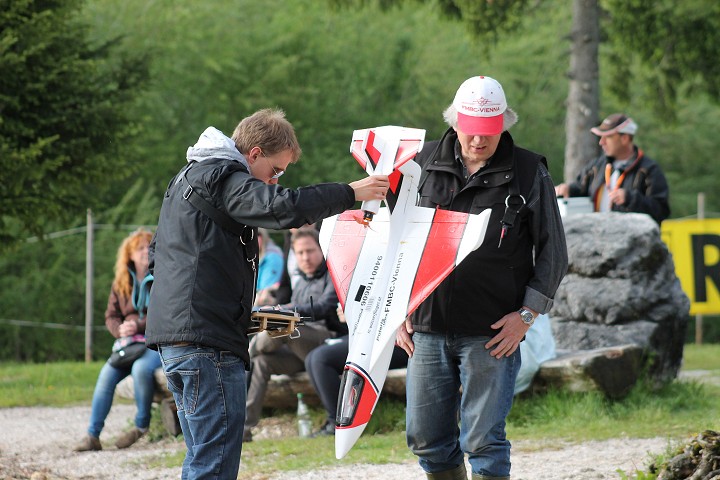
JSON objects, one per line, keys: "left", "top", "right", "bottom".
{"left": 147, "top": 154, "right": 354, "bottom": 364}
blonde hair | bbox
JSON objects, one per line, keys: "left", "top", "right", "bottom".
{"left": 231, "top": 108, "right": 302, "bottom": 163}
{"left": 113, "top": 229, "right": 153, "bottom": 299}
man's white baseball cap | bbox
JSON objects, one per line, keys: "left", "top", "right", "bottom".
{"left": 452, "top": 76, "right": 513, "bottom": 136}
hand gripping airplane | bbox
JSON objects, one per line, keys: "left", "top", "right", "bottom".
{"left": 318, "top": 125, "right": 492, "bottom": 459}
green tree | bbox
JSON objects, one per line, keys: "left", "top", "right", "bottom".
{"left": 330, "top": 0, "right": 720, "bottom": 182}
{"left": 0, "top": 0, "right": 149, "bottom": 246}
{"left": 605, "top": 0, "right": 720, "bottom": 115}
{"left": 84, "top": 0, "right": 488, "bottom": 188}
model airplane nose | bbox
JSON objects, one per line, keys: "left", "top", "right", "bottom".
{"left": 335, "top": 425, "right": 365, "bottom": 459}
{"left": 334, "top": 365, "right": 379, "bottom": 458}
{"left": 336, "top": 366, "right": 377, "bottom": 427}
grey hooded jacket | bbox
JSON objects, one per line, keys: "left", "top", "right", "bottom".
{"left": 146, "top": 127, "right": 355, "bottom": 364}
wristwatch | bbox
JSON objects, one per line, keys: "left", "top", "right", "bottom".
{"left": 518, "top": 308, "right": 536, "bottom": 326}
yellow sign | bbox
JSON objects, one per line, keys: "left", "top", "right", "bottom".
{"left": 661, "top": 219, "right": 720, "bottom": 315}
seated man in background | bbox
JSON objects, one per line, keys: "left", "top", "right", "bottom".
{"left": 244, "top": 228, "right": 341, "bottom": 442}
{"left": 273, "top": 223, "right": 318, "bottom": 305}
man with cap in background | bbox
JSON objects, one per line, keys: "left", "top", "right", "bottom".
{"left": 395, "top": 76, "right": 568, "bottom": 480}
{"left": 554, "top": 113, "right": 670, "bottom": 224}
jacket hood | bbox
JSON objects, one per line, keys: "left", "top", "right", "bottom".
{"left": 186, "top": 126, "right": 249, "bottom": 169}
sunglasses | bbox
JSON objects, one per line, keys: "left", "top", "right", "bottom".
{"left": 259, "top": 150, "right": 284, "bottom": 180}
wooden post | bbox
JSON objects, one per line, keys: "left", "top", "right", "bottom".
{"left": 696, "top": 193, "right": 705, "bottom": 345}
{"left": 85, "top": 209, "right": 94, "bottom": 362}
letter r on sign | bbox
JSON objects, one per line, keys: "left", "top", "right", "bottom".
{"left": 691, "top": 234, "right": 720, "bottom": 302}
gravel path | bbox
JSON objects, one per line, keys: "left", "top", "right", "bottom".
{"left": 0, "top": 404, "right": 668, "bottom": 479}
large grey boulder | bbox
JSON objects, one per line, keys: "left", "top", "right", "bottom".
{"left": 550, "top": 212, "right": 690, "bottom": 384}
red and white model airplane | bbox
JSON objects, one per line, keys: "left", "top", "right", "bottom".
{"left": 319, "top": 125, "right": 492, "bottom": 459}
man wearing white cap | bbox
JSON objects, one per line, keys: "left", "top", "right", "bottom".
{"left": 554, "top": 113, "right": 670, "bottom": 224}
{"left": 396, "top": 76, "right": 568, "bottom": 480}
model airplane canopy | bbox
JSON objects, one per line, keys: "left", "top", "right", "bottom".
{"left": 319, "top": 126, "right": 492, "bottom": 459}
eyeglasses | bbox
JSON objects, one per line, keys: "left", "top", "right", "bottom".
{"left": 259, "top": 150, "right": 284, "bottom": 180}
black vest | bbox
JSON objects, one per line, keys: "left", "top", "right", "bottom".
{"left": 412, "top": 129, "right": 544, "bottom": 335}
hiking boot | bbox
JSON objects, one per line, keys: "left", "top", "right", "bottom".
{"left": 311, "top": 421, "right": 335, "bottom": 437}
{"left": 426, "top": 464, "right": 468, "bottom": 480}
{"left": 115, "top": 428, "right": 145, "bottom": 449}
{"left": 73, "top": 435, "right": 102, "bottom": 452}
{"left": 242, "top": 429, "right": 253, "bottom": 443}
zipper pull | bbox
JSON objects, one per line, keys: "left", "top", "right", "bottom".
{"left": 498, "top": 224, "right": 508, "bottom": 248}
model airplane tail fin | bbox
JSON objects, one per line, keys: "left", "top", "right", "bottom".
{"left": 350, "top": 126, "right": 425, "bottom": 221}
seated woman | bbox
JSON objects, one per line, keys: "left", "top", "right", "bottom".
{"left": 74, "top": 228, "right": 162, "bottom": 451}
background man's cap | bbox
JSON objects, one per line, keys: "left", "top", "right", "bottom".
{"left": 590, "top": 113, "right": 638, "bottom": 136}
{"left": 453, "top": 76, "right": 508, "bottom": 136}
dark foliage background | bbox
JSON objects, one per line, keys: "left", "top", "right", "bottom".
{"left": 1, "top": 0, "right": 718, "bottom": 361}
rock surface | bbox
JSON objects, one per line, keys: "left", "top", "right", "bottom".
{"left": 533, "top": 344, "right": 644, "bottom": 399}
{"left": 551, "top": 212, "right": 690, "bottom": 383}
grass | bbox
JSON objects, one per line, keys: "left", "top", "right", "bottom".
{"left": 0, "top": 360, "right": 103, "bottom": 407}
{"left": 681, "top": 342, "right": 720, "bottom": 370}
{"left": 508, "top": 378, "right": 717, "bottom": 442}
{"left": 1, "top": 344, "right": 719, "bottom": 477}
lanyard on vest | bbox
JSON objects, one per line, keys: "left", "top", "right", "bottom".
{"left": 595, "top": 149, "right": 644, "bottom": 211}
{"left": 603, "top": 149, "right": 644, "bottom": 191}
{"left": 178, "top": 163, "right": 259, "bottom": 303}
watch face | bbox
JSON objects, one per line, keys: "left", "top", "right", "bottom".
{"left": 520, "top": 310, "right": 534, "bottom": 324}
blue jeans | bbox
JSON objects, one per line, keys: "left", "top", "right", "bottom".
{"left": 406, "top": 332, "right": 521, "bottom": 477}
{"left": 159, "top": 344, "right": 247, "bottom": 480}
{"left": 88, "top": 347, "right": 162, "bottom": 438}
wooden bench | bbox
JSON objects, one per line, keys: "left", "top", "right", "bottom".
{"left": 116, "top": 344, "right": 644, "bottom": 433}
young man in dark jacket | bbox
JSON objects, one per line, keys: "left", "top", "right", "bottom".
{"left": 146, "top": 108, "right": 389, "bottom": 480}
{"left": 396, "top": 76, "right": 568, "bottom": 480}
{"left": 554, "top": 113, "right": 670, "bottom": 224}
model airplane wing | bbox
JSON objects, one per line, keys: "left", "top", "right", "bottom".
{"left": 318, "top": 126, "right": 491, "bottom": 459}
{"left": 321, "top": 203, "right": 489, "bottom": 359}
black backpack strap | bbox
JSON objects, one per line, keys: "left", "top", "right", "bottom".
{"left": 497, "top": 151, "right": 545, "bottom": 247}
{"left": 181, "top": 169, "right": 247, "bottom": 238}
{"left": 180, "top": 164, "right": 258, "bottom": 261}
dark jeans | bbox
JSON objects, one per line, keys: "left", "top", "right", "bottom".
{"left": 304, "top": 335, "right": 408, "bottom": 423}
{"left": 159, "top": 344, "right": 247, "bottom": 480}
{"left": 406, "top": 332, "right": 520, "bottom": 477}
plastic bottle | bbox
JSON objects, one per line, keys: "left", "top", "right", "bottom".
{"left": 296, "top": 392, "right": 312, "bottom": 438}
